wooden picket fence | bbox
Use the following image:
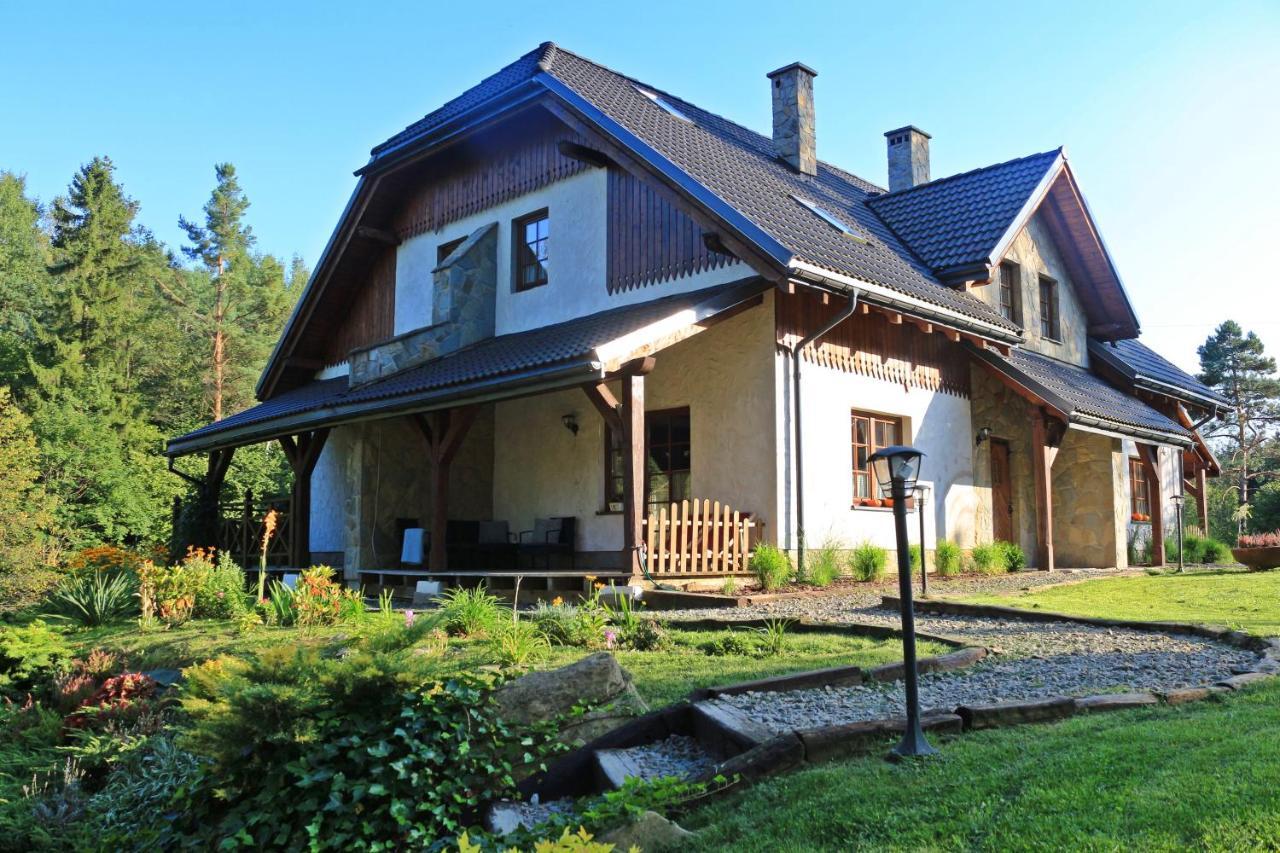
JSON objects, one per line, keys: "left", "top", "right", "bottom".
{"left": 643, "top": 499, "right": 762, "bottom": 576}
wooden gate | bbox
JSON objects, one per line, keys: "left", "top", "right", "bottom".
{"left": 643, "top": 499, "right": 762, "bottom": 576}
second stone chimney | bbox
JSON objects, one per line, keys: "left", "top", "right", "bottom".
{"left": 767, "top": 62, "right": 818, "bottom": 176}
{"left": 884, "top": 125, "right": 931, "bottom": 192}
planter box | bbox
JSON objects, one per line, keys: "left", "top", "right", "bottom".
{"left": 1232, "top": 546, "right": 1280, "bottom": 571}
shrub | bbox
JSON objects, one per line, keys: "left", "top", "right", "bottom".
{"left": 263, "top": 580, "right": 298, "bottom": 626}
{"left": 85, "top": 737, "right": 203, "bottom": 850}
{"left": 192, "top": 551, "right": 250, "bottom": 620}
{"left": 908, "top": 544, "right": 922, "bottom": 576}
{"left": 756, "top": 618, "right": 793, "bottom": 657}
{"left": 970, "top": 543, "right": 1003, "bottom": 575}
{"left": 435, "top": 585, "right": 504, "bottom": 637}
{"left": 935, "top": 541, "right": 962, "bottom": 576}
{"left": 490, "top": 619, "right": 550, "bottom": 668}
{"left": 808, "top": 540, "right": 843, "bottom": 587}
{"left": 45, "top": 570, "right": 138, "bottom": 627}
{"left": 62, "top": 672, "right": 159, "bottom": 734}
{"left": 137, "top": 560, "right": 199, "bottom": 625}
{"left": 996, "top": 540, "right": 1027, "bottom": 571}
{"left": 293, "top": 566, "right": 361, "bottom": 629}
{"left": 1201, "top": 538, "right": 1232, "bottom": 564}
{"left": 0, "top": 620, "right": 72, "bottom": 698}
{"left": 750, "top": 544, "right": 792, "bottom": 591}
{"left": 620, "top": 618, "right": 667, "bottom": 652}
{"left": 63, "top": 546, "right": 146, "bottom": 577}
{"left": 168, "top": 646, "right": 558, "bottom": 848}
{"left": 1239, "top": 530, "right": 1280, "bottom": 548}
{"left": 849, "top": 542, "right": 888, "bottom": 582}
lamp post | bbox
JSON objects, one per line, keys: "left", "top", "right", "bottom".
{"left": 914, "top": 483, "right": 931, "bottom": 597}
{"left": 1172, "top": 492, "right": 1185, "bottom": 572}
{"left": 868, "top": 445, "right": 937, "bottom": 759}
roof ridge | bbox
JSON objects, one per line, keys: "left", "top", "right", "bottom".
{"left": 868, "top": 147, "right": 1063, "bottom": 203}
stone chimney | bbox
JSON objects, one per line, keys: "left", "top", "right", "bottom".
{"left": 884, "top": 125, "right": 931, "bottom": 192}
{"left": 767, "top": 62, "right": 818, "bottom": 176}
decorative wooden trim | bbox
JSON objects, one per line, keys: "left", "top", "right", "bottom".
{"left": 606, "top": 169, "right": 732, "bottom": 293}
{"left": 321, "top": 248, "right": 396, "bottom": 364}
{"left": 776, "top": 289, "right": 971, "bottom": 397}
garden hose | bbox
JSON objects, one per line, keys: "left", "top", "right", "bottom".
{"left": 637, "top": 544, "right": 681, "bottom": 592}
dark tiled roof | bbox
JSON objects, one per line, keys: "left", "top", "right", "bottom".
{"left": 170, "top": 280, "right": 766, "bottom": 453}
{"left": 867, "top": 150, "right": 1062, "bottom": 275}
{"left": 368, "top": 44, "right": 1023, "bottom": 336}
{"left": 990, "top": 347, "right": 1190, "bottom": 441}
{"left": 1089, "top": 338, "right": 1229, "bottom": 408}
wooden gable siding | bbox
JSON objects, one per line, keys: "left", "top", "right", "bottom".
{"left": 607, "top": 169, "right": 731, "bottom": 293}
{"left": 776, "top": 290, "right": 970, "bottom": 396}
{"left": 320, "top": 248, "right": 396, "bottom": 365}
{"left": 393, "top": 127, "right": 592, "bottom": 241}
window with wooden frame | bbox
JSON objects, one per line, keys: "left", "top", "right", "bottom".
{"left": 998, "top": 261, "right": 1021, "bottom": 324}
{"left": 1129, "top": 457, "right": 1150, "bottom": 518}
{"left": 851, "top": 410, "right": 905, "bottom": 503}
{"left": 604, "top": 408, "right": 692, "bottom": 511}
{"left": 1039, "top": 275, "right": 1061, "bottom": 340}
{"left": 512, "top": 209, "right": 549, "bottom": 291}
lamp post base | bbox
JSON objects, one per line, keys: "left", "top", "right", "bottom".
{"left": 889, "top": 725, "right": 940, "bottom": 760}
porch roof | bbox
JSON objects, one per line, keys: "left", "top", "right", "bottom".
{"left": 971, "top": 345, "right": 1194, "bottom": 446}
{"left": 167, "top": 278, "right": 768, "bottom": 457}
{"left": 1087, "top": 337, "right": 1230, "bottom": 411}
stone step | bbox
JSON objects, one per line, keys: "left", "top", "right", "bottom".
{"left": 691, "top": 699, "right": 777, "bottom": 758}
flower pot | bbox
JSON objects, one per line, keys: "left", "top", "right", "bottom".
{"left": 1231, "top": 546, "right": 1280, "bottom": 572}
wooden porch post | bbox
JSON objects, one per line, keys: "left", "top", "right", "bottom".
{"left": 413, "top": 407, "right": 478, "bottom": 572}
{"left": 279, "top": 429, "right": 330, "bottom": 568}
{"left": 1030, "top": 410, "right": 1062, "bottom": 571}
{"left": 622, "top": 373, "right": 646, "bottom": 579}
{"left": 1137, "top": 444, "right": 1166, "bottom": 565}
{"left": 1195, "top": 467, "right": 1209, "bottom": 531}
{"left": 203, "top": 447, "right": 234, "bottom": 552}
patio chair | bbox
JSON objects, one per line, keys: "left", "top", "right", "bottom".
{"left": 475, "top": 520, "right": 517, "bottom": 571}
{"left": 517, "top": 517, "right": 577, "bottom": 571}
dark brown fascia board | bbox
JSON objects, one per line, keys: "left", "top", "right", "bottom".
{"left": 172, "top": 359, "right": 602, "bottom": 458}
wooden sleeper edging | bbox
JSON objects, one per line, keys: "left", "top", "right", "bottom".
{"left": 956, "top": 696, "right": 1077, "bottom": 730}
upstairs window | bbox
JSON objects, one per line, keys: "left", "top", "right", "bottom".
{"left": 1129, "top": 457, "right": 1150, "bottom": 518}
{"left": 852, "top": 410, "right": 903, "bottom": 501}
{"left": 513, "top": 210, "right": 549, "bottom": 291}
{"left": 1039, "top": 275, "right": 1061, "bottom": 340}
{"left": 998, "top": 261, "right": 1021, "bottom": 324}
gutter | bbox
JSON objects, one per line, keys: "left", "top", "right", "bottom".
{"left": 169, "top": 359, "right": 603, "bottom": 458}
{"left": 789, "top": 261, "right": 1022, "bottom": 345}
{"left": 791, "top": 289, "right": 859, "bottom": 575}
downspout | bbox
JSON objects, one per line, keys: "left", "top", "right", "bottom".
{"left": 791, "top": 288, "right": 859, "bottom": 577}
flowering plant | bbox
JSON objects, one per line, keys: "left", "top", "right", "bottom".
{"left": 1239, "top": 530, "right": 1280, "bottom": 548}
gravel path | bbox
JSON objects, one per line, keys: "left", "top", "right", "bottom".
{"left": 612, "top": 734, "right": 719, "bottom": 781}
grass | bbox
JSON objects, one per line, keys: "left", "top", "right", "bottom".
{"left": 66, "top": 619, "right": 937, "bottom": 709}
{"left": 964, "top": 568, "right": 1280, "bottom": 636}
{"left": 683, "top": 679, "right": 1280, "bottom": 851}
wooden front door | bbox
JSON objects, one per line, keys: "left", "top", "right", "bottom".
{"left": 990, "top": 438, "right": 1014, "bottom": 543}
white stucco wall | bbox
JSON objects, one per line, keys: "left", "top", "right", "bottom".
{"left": 491, "top": 295, "right": 777, "bottom": 559}
{"left": 393, "top": 167, "right": 752, "bottom": 338}
{"left": 1120, "top": 437, "right": 1183, "bottom": 541}
{"left": 776, "top": 359, "right": 979, "bottom": 553}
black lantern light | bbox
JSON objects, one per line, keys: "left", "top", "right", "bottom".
{"left": 868, "top": 445, "right": 937, "bottom": 759}
{"left": 914, "top": 482, "right": 931, "bottom": 596}
{"left": 1171, "top": 492, "right": 1186, "bottom": 572}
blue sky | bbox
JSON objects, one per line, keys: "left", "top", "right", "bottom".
{"left": 2, "top": 0, "right": 1277, "bottom": 372}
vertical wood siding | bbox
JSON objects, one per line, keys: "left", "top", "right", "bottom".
{"left": 606, "top": 169, "right": 731, "bottom": 293}
{"left": 393, "top": 130, "right": 591, "bottom": 241}
{"left": 322, "top": 249, "right": 396, "bottom": 364}
{"left": 776, "top": 290, "right": 971, "bottom": 396}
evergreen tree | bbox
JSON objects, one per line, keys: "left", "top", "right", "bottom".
{"left": 0, "top": 172, "right": 52, "bottom": 391}
{"left": 1198, "top": 320, "right": 1280, "bottom": 534}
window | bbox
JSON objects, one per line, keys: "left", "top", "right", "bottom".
{"left": 513, "top": 210, "right": 549, "bottom": 291}
{"left": 791, "top": 195, "right": 865, "bottom": 241}
{"left": 1039, "top": 275, "right": 1060, "bottom": 340}
{"left": 851, "top": 410, "right": 904, "bottom": 501}
{"left": 605, "top": 408, "right": 692, "bottom": 510}
{"left": 635, "top": 87, "right": 693, "bottom": 122}
{"left": 998, "top": 261, "right": 1021, "bottom": 324}
{"left": 1129, "top": 457, "right": 1150, "bottom": 518}
{"left": 436, "top": 236, "right": 465, "bottom": 265}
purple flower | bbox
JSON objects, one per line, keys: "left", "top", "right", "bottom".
{"left": 604, "top": 630, "right": 617, "bottom": 649}
{"left": 404, "top": 609, "right": 416, "bottom": 627}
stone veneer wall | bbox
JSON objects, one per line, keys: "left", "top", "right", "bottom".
{"left": 349, "top": 223, "right": 497, "bottom": 387}
{"left": 1050, "top": 429, "right": 1128, "bottom": 569}
{"left": 969, "top": 365, "right": 1040, "bottom": 562}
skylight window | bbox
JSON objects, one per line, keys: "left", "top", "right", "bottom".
{"left": 792, "top": 195, "right": 864, "bottom": 241}
{"left": 635, "top": 87, "right": 693, "bottom": 123}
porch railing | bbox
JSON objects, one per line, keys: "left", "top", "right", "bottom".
{"left": 214, "top": 490, "right": 292, "bottom": 569}
{"left": 643, "top": 499, "right": 763, "bottom": 576}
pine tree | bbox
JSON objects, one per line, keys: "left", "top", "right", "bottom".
{"left": 163, "top": 163, "right": 293, "bottom": 421}
{"left": 0, "top": 172, "right": 53, "bottom": 391}
{"left": 1198, "top": 320, "right": 1280, "bottom": 534}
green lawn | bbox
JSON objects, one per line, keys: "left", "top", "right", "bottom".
{"left": 961, "top": 569, "right": 1280, "bottom": 636}
{"left": 683, "top": 679, "right": 1280, "bottom": 851}
{"left": 69, "top": 620, "right": 936, "bottom": 709}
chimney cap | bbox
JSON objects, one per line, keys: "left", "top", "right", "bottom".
{"left": 766, "top": 61, "right": 818, "bottom": 80}
{"left": 884, "top": 125, "right": 932, "bottom": 140}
